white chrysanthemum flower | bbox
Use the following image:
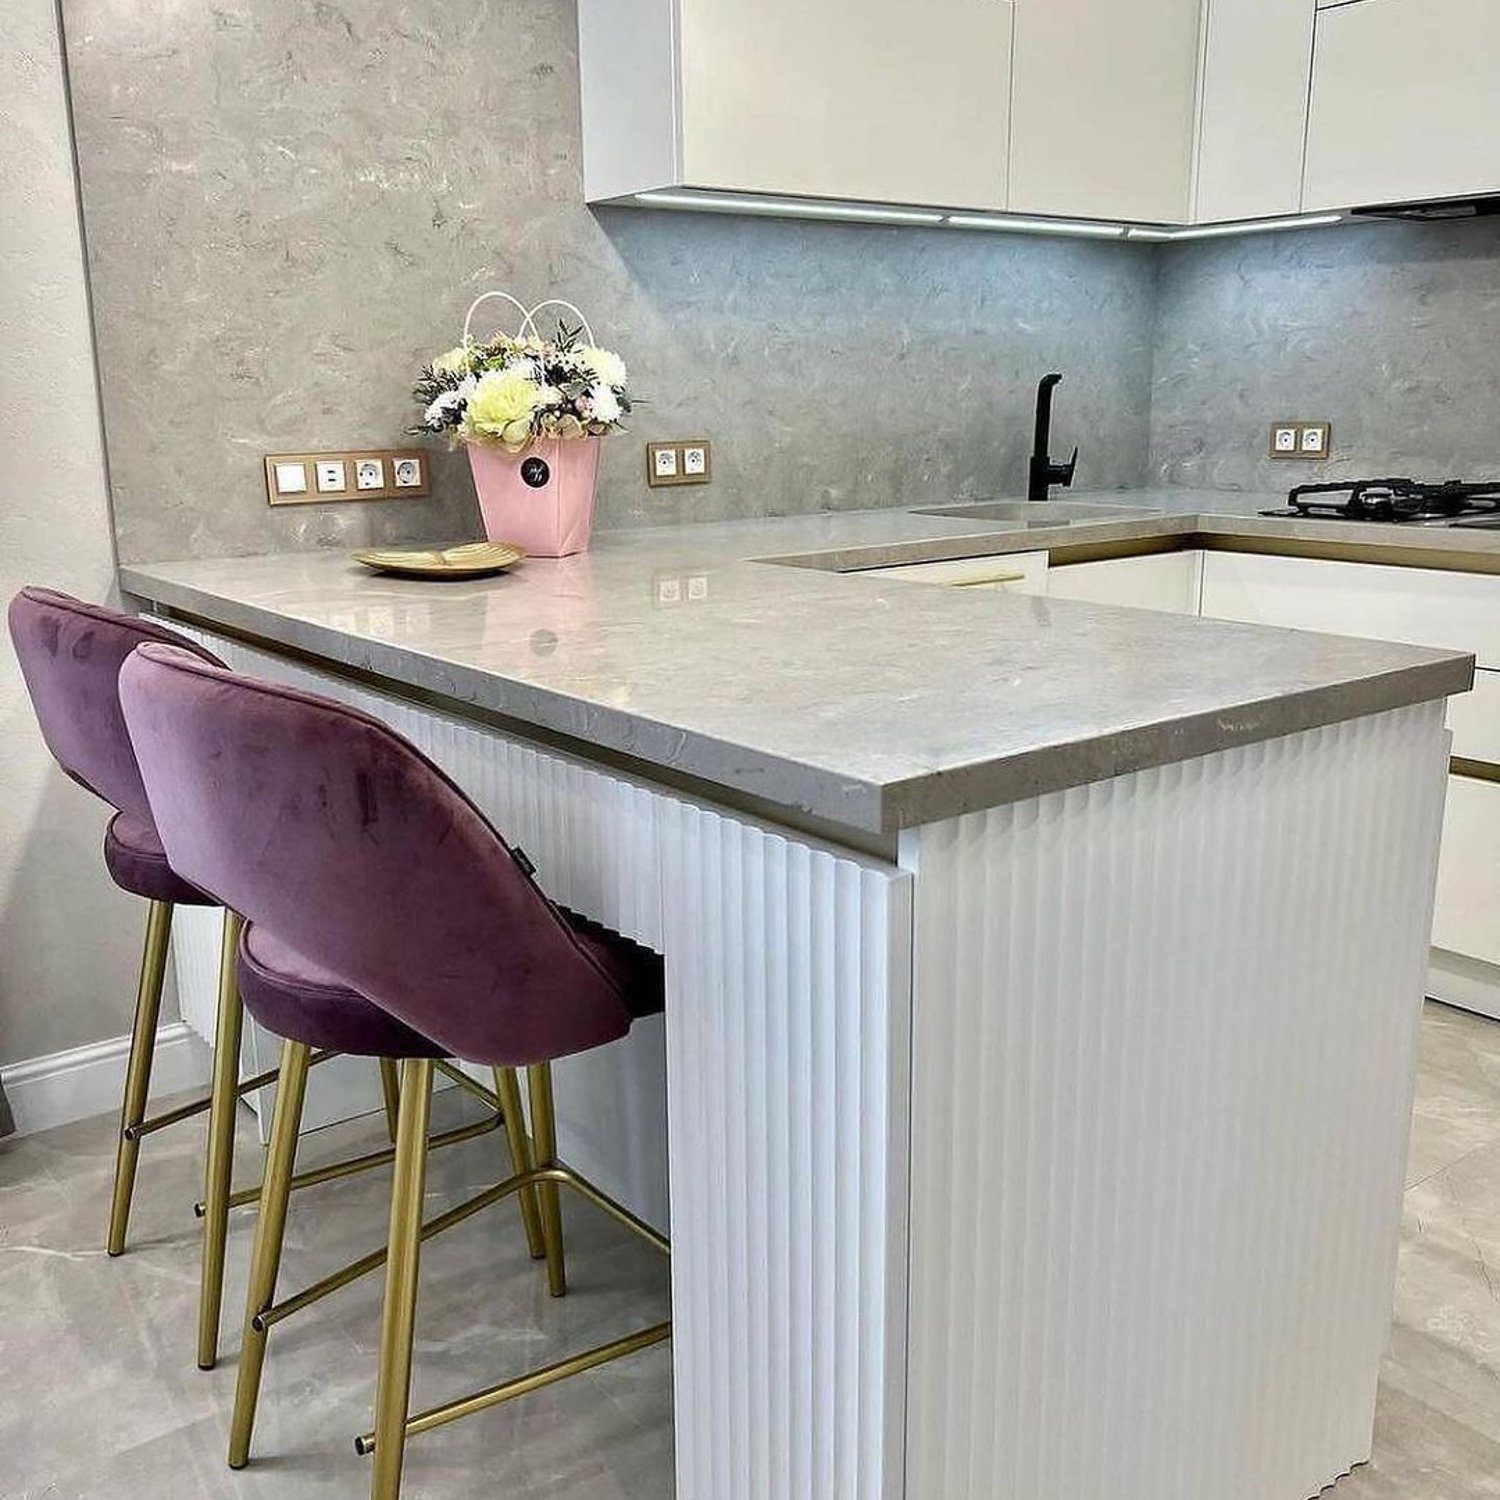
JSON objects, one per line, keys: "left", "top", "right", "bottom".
{"left": 423, "top": 374, "right": 477, "bottom": 427}
{"left": 577, "top": 345, "right": 627, "bottom": 388}
{"left": 534, "top": 384, "right": 564, "bottom": 408}
{"left": 503, "top": 356, "right": 543, "bottom": 384}
{"left": 588, "top": 384, "right": 622, "bottom": 425}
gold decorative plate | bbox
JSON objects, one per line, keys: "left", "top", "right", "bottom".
{"left": 352, "top": 541, "right": 525, "bottom": 579}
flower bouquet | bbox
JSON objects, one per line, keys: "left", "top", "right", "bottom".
{"left": 414, "top": 293, "right": 631, "bottom": 556}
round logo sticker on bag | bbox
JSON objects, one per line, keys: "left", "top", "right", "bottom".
{"left": 520, "top": 455, "right": 551, "bottom": 489}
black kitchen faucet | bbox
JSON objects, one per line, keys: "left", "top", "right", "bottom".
{"left": 1028, "top": 372, "right": 1078, "bottom": 502}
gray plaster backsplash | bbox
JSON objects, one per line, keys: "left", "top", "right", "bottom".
{"left": 1150, "top": 217, "right": 1500, "bottom": 492}
{"left": 60, "top": 0, "right": 1155, "bottom": 564}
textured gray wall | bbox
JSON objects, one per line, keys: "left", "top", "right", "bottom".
{"left": 60, "top": 0, "right": 1156, "bottom": 564}
{"left": 2, "top": 0, "right": 172, "bottom": 1067}
{"left": 1151, "top": 217, "right": 1500, "bottom": 491}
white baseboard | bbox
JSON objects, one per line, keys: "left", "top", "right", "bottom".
{"left": 1, "top": 1021, "right": 213, "bottom": 1138}
{"left": 1428, "top": 947, "right": 1500, "bottom": 1023}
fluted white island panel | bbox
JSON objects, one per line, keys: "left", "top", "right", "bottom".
{"left": 899, "top": 701, "right": 1449, "bottom": 1500}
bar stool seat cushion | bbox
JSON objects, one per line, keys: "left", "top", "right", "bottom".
{"left": 238, "top": 923, "right": 448, "bottom": 1060}
{"left": 104, "top": 812, "right": 215, "bottom": 907}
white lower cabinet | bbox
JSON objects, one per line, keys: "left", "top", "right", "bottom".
{"left": 1199, "top": 548, "right": 1500, "bottom": 1018}
{"left": 1433, "top": 775, "right": 1500, "bottom": 969}
{"left": 1199, "top": 550, "right": 1500, "bottom": 665}
{"left": 856, "top": 549, "right": 1049, "bottom": 594}
{"left": 1448, "top": 668, "right": 1500, "bottom": 764}
{"left": 1046, "top": 549, "right": 1202, "bottom": 614}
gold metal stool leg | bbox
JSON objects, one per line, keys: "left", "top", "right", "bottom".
{"left": 370, "top": 1058, "right": 434, "bottom": 1500}
{"left": 493, "top": 1066, "right": 546, "bottom": 1261}
{"left": 106, "top": 899, "right": 174, "bottom": 1256}
{"left": 227, "top": 1038, "right": 311, "bottom": 1469}
{"left": 378, "top": 1058, "right": 401, "bottom": 1144}
{"left": 527, "top": 1063, "right": 566, "bottom": 1297}
{"left": 198, "top": 908, "right": 246, "bottom": 1370}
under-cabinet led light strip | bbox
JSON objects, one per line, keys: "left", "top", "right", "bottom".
{"left": 630, "top": 190, "right": 1345, "bottom": 242}
{"left": 633, "top": 191, "right": 944, "bottom": 225}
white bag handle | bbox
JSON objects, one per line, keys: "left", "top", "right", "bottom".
{"left": 461, "top": 292, "right": 598, "bottom": 349}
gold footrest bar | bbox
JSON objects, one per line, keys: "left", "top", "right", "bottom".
{"left": 354, "top": 1320, "right": 672, "bottom": 1455}
{"left": 125, "top": 1049, "right": 337, "bottom": 1141}
{"left": 198, "top": 1110, "right": 503, "bottom": 1219}
{"left": 255, "top": 1162, "right": 667, "bottom": 1334}
{"left": 255, "top": 1153, "right": 533, "bottom": 1331}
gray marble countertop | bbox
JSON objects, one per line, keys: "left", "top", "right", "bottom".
{"left": 119, "top": 489, "right": 1477, "bottom": 835}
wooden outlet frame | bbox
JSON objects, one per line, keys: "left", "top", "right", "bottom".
{"left": 646, "top": 439, "right": 714, "bottom": 488}
{"left": 264, "top": 448, "right": 432, "bottom": 506}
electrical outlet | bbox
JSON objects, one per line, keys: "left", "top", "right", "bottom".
{"left": 265, "top": 449, "right": 430, "bottom": 505}
{"left": 316, "top": 460, "right": 347, "bottom": 493}
{"left": 1268, "top": 421, "right": 1332, "bottom": 460}
{"left": 647, "top": 439, "right": 714, "bottom": 488}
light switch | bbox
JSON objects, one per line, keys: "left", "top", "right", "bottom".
{"left": 274, "top": 461, "right": 308, "bottom": 494}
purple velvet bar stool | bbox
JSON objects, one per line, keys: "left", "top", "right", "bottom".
{"left": 6, "top": 587, "right": 254, "bottom": 1368}
{"left": 119, "top": 642, "right": 670, "bottom": 1500}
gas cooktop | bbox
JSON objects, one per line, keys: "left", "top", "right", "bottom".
{"left": 1261, "top": 478, "right": 1500, "bottom": 527}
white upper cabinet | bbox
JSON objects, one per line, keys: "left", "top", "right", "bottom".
{"left": 1008, "top": 0, "right": 1203, "bottom": 223}
{"left": 1304, "top": 0, "right": 1500, "bottom": 211}
{"left": 580, "top": 0, "right": 1500, "bottom": 230}
{"left": 1192, "top": 0, "right": 1316, "bottom": 223}
{"left": 578, "top": 0, "right": 1014, "bottom": 211}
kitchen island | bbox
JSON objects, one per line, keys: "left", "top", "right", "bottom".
{"left": 123, "top": 499, "right": 1473, "bottom": 1500}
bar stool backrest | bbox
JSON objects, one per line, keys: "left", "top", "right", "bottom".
{"left": 7, "top": 587, "right": 222, "bottom": 825}
{"left": 118, "top": 642, "right": 636, "bottom": 1068}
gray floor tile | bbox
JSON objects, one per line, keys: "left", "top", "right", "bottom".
{"left": 4, "top": 1001, "right": 1498, "bottom": 1497}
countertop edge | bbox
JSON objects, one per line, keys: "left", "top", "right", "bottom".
{"left": 875, "top": 654, "right": 1476, "bottom": 830}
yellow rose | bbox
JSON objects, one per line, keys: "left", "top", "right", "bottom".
{"left": 462, "top": 370, "right": 540, "bottom": 447}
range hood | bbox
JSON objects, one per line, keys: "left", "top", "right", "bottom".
{"left": 1352, "top": 194, "right": 1500, "bottom": 222}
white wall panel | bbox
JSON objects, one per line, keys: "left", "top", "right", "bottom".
{"left": 899, "top": 701, "right": 1449, "bottom": 1500}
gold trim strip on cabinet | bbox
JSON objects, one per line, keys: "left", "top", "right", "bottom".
{"left": 1197, "top": 532, "right": 1500, "bottom": 578}
{"left": 1451, "top": 755, "right": 1500, "bottom": 785}
{"left": 950, "top": 572, "right": 1028, "bottom": 588}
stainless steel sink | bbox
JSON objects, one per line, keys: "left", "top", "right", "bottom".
{"left": 911, "top": 500, "right": 1162, "bottom": 525}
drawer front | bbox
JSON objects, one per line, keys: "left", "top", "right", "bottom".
{"left": 857, "top": 549, "right": 1049, "bottom": 594}
{"left": 1046, "top": 551, "right": 1202, "bottom": 615}
{"left": 1200, "top": 551, "right": 1500, "bottom": 666}
{"left": 1448, "top": 668, "right": 1500, "bottom": 767}
{"left": 1433, "top": 773, "right": 1500, "bottom": 966}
